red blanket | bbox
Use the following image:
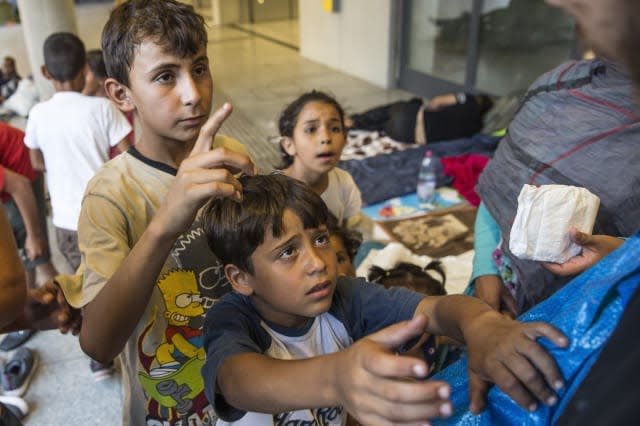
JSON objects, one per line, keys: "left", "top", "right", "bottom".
{"left": 441, "top": 154, "right": 490, "bottom": 206}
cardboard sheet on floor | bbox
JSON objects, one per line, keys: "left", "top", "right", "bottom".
{"left": 376, "top": 205, "right": 477, "bottom": 258}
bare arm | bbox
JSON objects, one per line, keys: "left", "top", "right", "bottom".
{"left": 79, "top": 104, "right": 256, "bottom": 362}
{"left": 2, "top": 168, "right": 47, "bottom": 260}
{"left": 29, "top": 148, "right": 45, "bottom": 172}
{"left": 0, "top": 206, "right": 27, "bottom": 328}
{"left": 218, "top": 316, "right": 452, "bottom": 424}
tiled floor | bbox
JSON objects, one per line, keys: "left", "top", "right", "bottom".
{"left": 7, "top": 3, "right": 417, "bottom": 425}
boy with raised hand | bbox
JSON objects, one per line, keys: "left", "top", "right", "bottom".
{"left": 201, "top": 173, "right": 568, "bottom": 425}
{"left": 58, "top": 1, "right": 256, "bottom": 424}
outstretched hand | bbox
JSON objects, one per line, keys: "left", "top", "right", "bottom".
{"left": 543, "top": 228, "right": 624, "bottom": 276}
{"left": 465, "top": 311, "right": 568, "bottom": 414}
{"left": 153, "top": 103, "right": 257, "bottom": 237}
{"left": 337, "top": 315, "right": 453, "bottom": 425}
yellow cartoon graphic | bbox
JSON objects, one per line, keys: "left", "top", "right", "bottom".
{"left": 138, "top": 269, "right": 207, "bottom": 415}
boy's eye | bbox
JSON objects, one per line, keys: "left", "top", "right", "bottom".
{"left": 155, "top": 72, "right": 174, "bottom": 83}
{"left": 314, "top": 232, "right": 330, "bottom": 246}
{"left": 331, "top": 125, "right": 343, "bottom": 133}
{"left": 279, "top": 246, "right": 296, "bottom": 260}
{"left": 304, "top": 126, "right": 317, "bottom": 134}
{"left": 193, "top": 64, "right": 209, "bottom": 77}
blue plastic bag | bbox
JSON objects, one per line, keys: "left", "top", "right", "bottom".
{"left": 432, "top": 232, "right": 640, "bottom": 425}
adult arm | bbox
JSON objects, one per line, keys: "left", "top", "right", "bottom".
{"left": 2, "top": 167, "right": 47, "bottom": 260}
{"left": 417, "top": 294, "right": 567, "bottom": 414}
{"left": 29, "top": 148, "right": 45, "bottom": 172}
{"left": 0, "top": 206, "right": 27, "bottom": 329}
{"left": 79, "top": 104, "right": 256, "bottom": 362}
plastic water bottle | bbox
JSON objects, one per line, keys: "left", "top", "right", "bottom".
{"left": 417, "top": 150, "right": 437, "bottom": 204}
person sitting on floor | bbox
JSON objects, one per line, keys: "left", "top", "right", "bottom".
{"left": 0, "top": 56, "right": 21, "bottom": 104}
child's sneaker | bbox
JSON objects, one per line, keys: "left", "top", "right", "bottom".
{"left": 89, "top": 359, "right": 115, "bottom": 382}
{"left": 1, "top": 347, "right": 38, "bottom": 397}
{"left": 0, "top": 395, "right": 29, "bottom": 421}
{"left": 0, "top": 330, "right": 37, "bottom": 352}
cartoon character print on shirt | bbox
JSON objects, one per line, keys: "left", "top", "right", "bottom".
{"left": 273, "top": 406, "right": 344, "bottom": 426}
{"left": 137, "top": 216, "right": 230, "bottom": 425}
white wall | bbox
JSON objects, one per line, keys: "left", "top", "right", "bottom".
{"left": 299, "top": 0, "right": 396, "bottom": 88}
{"left": 211, "top": 0, "right": 241, "bottom": 25}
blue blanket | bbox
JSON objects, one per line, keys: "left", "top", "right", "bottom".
{"left": 432, "top": 231, "right": 640, "bottom": 425}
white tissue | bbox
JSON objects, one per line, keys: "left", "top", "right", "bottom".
{"left": 509, "top": 184, "right": 600, "bottom": 263}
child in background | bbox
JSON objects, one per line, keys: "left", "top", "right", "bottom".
{"left": 82, "top": 48, "right": 135, "bottom": 154}
{"left": 326, "top": 211, "right": 361, "bottom": 277}
{"left": 24, "top": 33, "right": 131, "bottom": 381}
{"left": 0, "top": 56, "right": 21, "bottom": 103}
{"left": 368, "top": 261, "right": 447, "bottom": 296}
{"left": 24, "top": 32, "right": 131, "bottom": 273}
{"left": 276, "top": 90, "right": 371, "bottom": 236}
{"left": 201, "top": 173, "right": 568, "bottom": 425}
{"left": 367, "top": 260, "right": 463, "bottom": 373}
{"left": 81, "top": 49, "right": 107, "bottom": 98}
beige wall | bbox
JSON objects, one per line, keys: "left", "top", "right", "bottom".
{"left": 298, "top": 0, "right": 397, "bottom": 88}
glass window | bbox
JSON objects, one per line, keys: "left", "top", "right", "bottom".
{"left": 475, "top": 0, "right": 575, "bottom": 95}
{"left": 406, "top": 1, "right": 473, "bottom": 86}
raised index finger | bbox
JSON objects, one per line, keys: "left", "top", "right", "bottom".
{"left": 191, "top": 102, "right": 233, "bottom": 155}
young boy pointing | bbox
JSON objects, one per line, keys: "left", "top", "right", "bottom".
{"left": 57, "top": 1, "right": 256, "bottom": 424}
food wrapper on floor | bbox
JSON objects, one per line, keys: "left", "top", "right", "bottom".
{"left": 509, "top": 184, "right": 600, "bottom": 263}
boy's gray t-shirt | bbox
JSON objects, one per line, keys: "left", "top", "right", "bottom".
{"left": 203, "top": 277, "right": 424, "bottom": 424}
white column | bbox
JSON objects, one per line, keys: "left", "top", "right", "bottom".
{"left": 16, "top": 0, "right": 78, "bottom": 101}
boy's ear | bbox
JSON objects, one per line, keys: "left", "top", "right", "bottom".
{"left": 224, "top": 264, "right": 254, "bottom": 296}
{"left": 280, "top": 136, "right": 296, "bottom": 156}
{"left": 104, "top": 77, "right": 135, "bottom": 112}
{"left": 40, "top": 65, "right": 52, "bottom": 80}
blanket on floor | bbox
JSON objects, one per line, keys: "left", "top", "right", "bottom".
{"left": 339, "top": 133, "right": 500, "bottom": 205}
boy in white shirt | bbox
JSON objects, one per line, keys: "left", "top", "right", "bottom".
{"left": 24, "top": 32, "right": 131, "bottom": 273}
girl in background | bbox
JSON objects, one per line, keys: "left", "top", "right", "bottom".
{"left": 276, "top": 90, "right": 370, "bottom": 236}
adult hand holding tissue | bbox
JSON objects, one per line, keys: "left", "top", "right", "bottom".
{"left": 542, "top": 229, "right": 625, "bottom": 275}
{"left": 509, "top": 184, "right": 600, "bottom": 263}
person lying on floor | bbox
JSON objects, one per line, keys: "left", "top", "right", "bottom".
{"left": 346, "top": 92, "right": 493, "bottom": 144}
